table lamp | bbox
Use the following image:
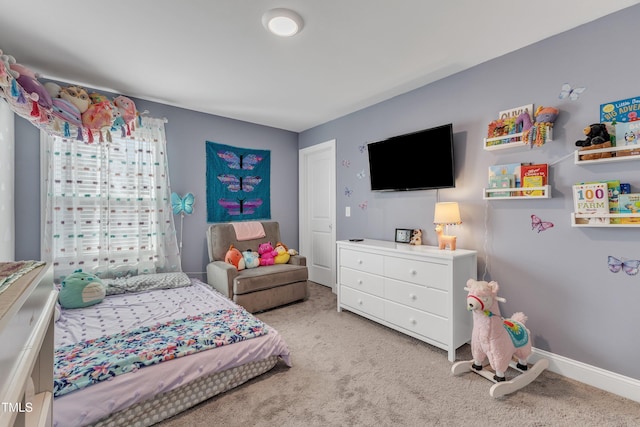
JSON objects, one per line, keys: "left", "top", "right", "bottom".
{"left": 433, "top": 202, "right": 461, "bottom": 250}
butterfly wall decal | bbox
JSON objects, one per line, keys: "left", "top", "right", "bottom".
{"left": 559, "top": 83, "right": 586, "bottom": 101}
{"left": 171, "top": 192, "right": 195, "bottom": 215}
{"left": 344, "top": 187, "right": 353, "bottom": 197}
{"left": 218, "top": 198, "right": 263, "bottom": 215}
{"left": 341, "top": 159, "right": 351, "bottom": 167}
{"left": 356, "top": 169, "right": 366, "bottom": 179}
{"left": 217, "top": 174, "right": 262, "bottom": 192}
{"left": 531, "top": 214, "right": 553, "bottom": 233}
{"left": 359, "top": 201, "right": 368, "bottom": 210}
{"left": 358, "top": 144, "right": 367, "bottom": 154}
{"left": 607, "top": 256, "right": 640, "bottom": 276}
{"left": 217, "top": 151, "right": 263, "bottom": 170}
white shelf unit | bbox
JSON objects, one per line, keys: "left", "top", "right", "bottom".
{"left": 0, "top": 263, "right": 55, "bottom": 427}
{"left": 483, "top": 185, "right": 551, "bottom": 200}
{"left": 336, "top": 239, "right": 477, "bottom": 362}
{"left": 574, "top": 143, "right": 640, "bottom": 164}
{"left": 570, "top": 212, "right": 640, "bottom": 227}
{"left": 483, "top": 127, "right": 553, "bottom": 151}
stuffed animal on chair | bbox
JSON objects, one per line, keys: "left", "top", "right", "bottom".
{"left": 225, "top": 244, "right": 245, "bottom": 270}
{"left": 464, "top": 278, "right": 532, "bottom": 382}
{"left": 242, "top": 249, "right": 260, "bottom": 269}
{"left": 258, "top": 242, "right": 278, "bottom": 266}
{"left": 273, "top": 242, "right": 291, "bottom": 264}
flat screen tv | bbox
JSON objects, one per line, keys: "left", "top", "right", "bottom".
{"left": 367, "top": 123, "right": 455, "bottom": 191}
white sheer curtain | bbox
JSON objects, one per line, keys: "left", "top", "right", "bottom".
{"left": 42, "top": 117, "right": 181, "bottom": 282}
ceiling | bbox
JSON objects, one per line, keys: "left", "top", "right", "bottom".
{"left": 1, "top": 1, "right": 639, "bottom": 132}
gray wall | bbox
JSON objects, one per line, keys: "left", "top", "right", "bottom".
{"left": 14, "top": 97, "right": 299, "bottom": 281}
{"left": 300, "top": 7, "right": 640, "bottom": 380}
{"left": 12, "top": 5, "right": 640, "bottom": 382}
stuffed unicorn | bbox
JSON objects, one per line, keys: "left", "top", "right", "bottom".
{"left": 465, "top": 278, "right": 532, "bottom": 382}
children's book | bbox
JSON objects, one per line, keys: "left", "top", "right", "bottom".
{"left": 600, "top": 96, "right": 640, "bottom": 146}
{"left": 584, "top": 180, "right": 621, "bottom": 224}
{"left": 488, "top": 163, "right": 527, "bottom": 189}
{"left": 520, "top": 163, "right": 548, "bottom": 196}
{"left": 618, "top": 193, "right": 640, "bottom": 224}
{"left": 488, "top": 174, "right": 514, "bottom": 197}
{"left": 615, "top": 121, "right": 640, "bottom": 145}
{"left": 572, "top": 182, "right": 610, "bottom": 224}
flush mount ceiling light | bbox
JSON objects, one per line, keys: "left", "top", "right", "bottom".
{"left": 262, "top": 8, "right": 304, "bottom": 37}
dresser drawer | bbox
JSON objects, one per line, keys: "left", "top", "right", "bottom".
{"left": 340, "top": 286, "right": 385, "bottom": 319}
{"left": 340, "top": 267, "right": 384, "bottom": 297}
{"left": 340, "top": 249, "right": 384, "bottom": 275}
{"left": 385, "top": 300, "right": 447, "bottom": 344}
{"left": 384, "top": 257, "right": 449, "bottom": 290}
{"left": 384, "top": 278, "right": 447, "bottom": 318}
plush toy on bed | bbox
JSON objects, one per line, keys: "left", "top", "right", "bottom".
{"left": 274, "top": 242, "right": 291, "bottom": 264}
{"left": 242, "top": 249, "right": 260, "bottom": 269}
{"left": 225, "top": 244, "right": 246, "bottom": 270}
{"left": 58, "top": 269, "right": 106, "bottom": 309}
{"left": 258, "top": 242, "right": 278, "bottom": 266}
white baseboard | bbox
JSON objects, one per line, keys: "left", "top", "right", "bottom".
{"left": 530, "top": 347, "right": 640, "bottom": 403}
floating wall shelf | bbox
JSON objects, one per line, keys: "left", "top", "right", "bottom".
{"left": 484, "top": 128, "right": 553, "bottom": 151}
{"left": 574, "top": 143, "right": 640, "bottom": 164}
{"left": 483, "top": 185, "right": 551, "bottom": 200}
{"left": 570, "top": 212, "right": 640, "bottom": 227}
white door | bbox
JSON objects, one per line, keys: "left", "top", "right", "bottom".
{"left": 299, "top": 140, "right": 336, "bottom": 289}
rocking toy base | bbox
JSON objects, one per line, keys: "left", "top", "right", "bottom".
{"left": 451, "top": 358, "right": 549, "bottom": 398}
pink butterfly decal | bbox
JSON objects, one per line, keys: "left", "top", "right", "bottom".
{"left": 531, "top": 214, "right": 553, "bottom": 233}
{"left": 359, "top": 201, "right": 368, "bottom": 210}
{"left": 608, "top": 256, "right": 640, "bottom": 276}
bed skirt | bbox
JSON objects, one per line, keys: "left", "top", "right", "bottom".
{"left": 89, "top": 355, "right": 280, "bottom": 427}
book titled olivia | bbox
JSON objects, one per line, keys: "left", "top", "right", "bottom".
{"left": 572, "top": 183, "right": 609, "bottom": 224}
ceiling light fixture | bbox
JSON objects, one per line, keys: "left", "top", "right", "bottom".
{"left": 262, "top": 8, "right": 304, "bottom": 37}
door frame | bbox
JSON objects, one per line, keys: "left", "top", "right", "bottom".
{"left": 299, "top": 139, "right": 336, "bottom": 290}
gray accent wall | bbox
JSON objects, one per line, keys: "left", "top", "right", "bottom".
{"left": 300, "top": 6, "right": 640, "bottom": 381}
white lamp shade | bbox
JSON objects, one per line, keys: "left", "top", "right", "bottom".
{"left": 433, "top": 202, "right": 461, "bottom": 225}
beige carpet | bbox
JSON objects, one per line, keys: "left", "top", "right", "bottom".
{"left": 158, "top": 282, "right": 640, "bottom": 427}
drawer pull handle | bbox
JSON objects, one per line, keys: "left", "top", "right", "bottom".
{"left": 358, "top": 299, "right": 363, "bottom": 305}
{"left": 357, "top": 259, "right": 363, "bottom": 264}
{"left": 410, "top": 318, "right": 416, "bottom": 325}
{"left": 409, "top": 269, "right": 417, "bottom": 275}
{"left": 357, "top": 279, "right": 363, "bottom": 285}
{"left": 409, "top": 293, "right": 416, "bottom": 301}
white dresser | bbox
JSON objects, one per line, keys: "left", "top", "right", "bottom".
{"left": 0, "top": 263, "right": 56, "bottom": 427}
{"left": 336, "top": 240, "right": 477, "bottom": 362}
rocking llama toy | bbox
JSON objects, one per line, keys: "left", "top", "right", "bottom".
{"left": 435, "top": 224, "right": 456, "bottom": 250}
{"left": 451, "top": 278, "right": 548, "bottom": 398}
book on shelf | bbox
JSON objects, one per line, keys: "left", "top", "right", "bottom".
{"left": 572, "top": 182, "right": 610, "bottom": 224}
{"left": 488, "top": 174, "right": 514, "bottom": 197}
{"left": 600, "top": 96, "right": 640, "bottom": 146}
{"left": 520, "top": 163, "right": 548, "bottom": 196}
{"left": 618, "top": 193, "right": 640, "bottom": 224}
{"left": 583, "top": 180, "right": 621, "bottom": 224}
{"left": 614, "top": 121, "right": 640, "bottom": 156}
{"left": 488, "top": 163, "right": 528, "bottom": 189}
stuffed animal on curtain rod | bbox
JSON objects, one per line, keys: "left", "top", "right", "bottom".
{"left": 465, "top": 279, "right": 532, "bottom": 382}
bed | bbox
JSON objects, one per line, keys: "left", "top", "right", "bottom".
{"left": 53, "top": 273, "right": 291, "bottom": 427}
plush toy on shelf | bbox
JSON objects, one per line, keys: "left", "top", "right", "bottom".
{"left": 258, "top": 242, "right": 278, "bottom": 266}
{"left": 524, "top": 105, "right": 559, "bottom": 147}
{"left": 451, "top": 279, "right": 548, "bottom": 398}
{"left": 224, "top": 244, "right": 245, "bottom": 271}
{"left": 575, "top": 123, "right": 613, "bottom": 160}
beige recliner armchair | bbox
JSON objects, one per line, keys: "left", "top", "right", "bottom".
{"left": 206, "top": 221, "right": 309, "bottom": 313}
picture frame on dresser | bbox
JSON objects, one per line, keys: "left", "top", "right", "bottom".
{"left": 395, "top": 228, "right": 412, "bottom": 243}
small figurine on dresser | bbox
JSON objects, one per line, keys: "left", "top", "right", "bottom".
{"left": 409, "top": 229, "right": 422, "bottom": 245}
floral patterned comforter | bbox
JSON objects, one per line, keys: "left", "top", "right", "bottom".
{"left": 54, "top": 308, "right": 269, "bottom": 397}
